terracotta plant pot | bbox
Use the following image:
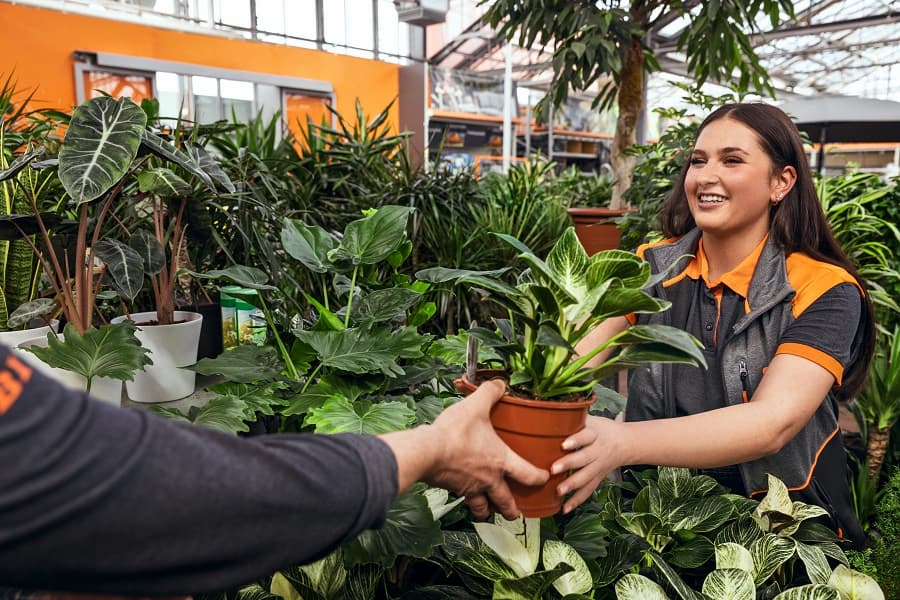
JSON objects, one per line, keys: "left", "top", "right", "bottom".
{"left": 566, "top": 207, "right": 633, "bottom": 255}
{"left": 455, "top": 371, "right": 594, "bottom": 518}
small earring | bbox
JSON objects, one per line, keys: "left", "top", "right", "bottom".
{"left": 772, "top": 193, "right": 783, "bottom": 205}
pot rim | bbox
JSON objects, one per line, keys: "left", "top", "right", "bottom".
{"left": 457, "top": 371, "right": 595, "bottom": 409}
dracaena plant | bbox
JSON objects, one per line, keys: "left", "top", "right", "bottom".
{"left": 416, "top": 226, "right": 705, "bottom": 400}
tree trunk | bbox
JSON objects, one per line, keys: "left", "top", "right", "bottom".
{"left": 610, "top": 40, "right": 645, "bottom": 210}
{"left": 866, "top": 428, "right": 890, "bottom": 480}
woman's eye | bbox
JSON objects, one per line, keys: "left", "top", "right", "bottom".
{"left": 724, "top": 156, "right": 743, "bottom": 164}
{"left": 689, "top": 157, "right": 705, "bottom": 165}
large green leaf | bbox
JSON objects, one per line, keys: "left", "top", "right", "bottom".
{"left": 351, "top": 288, "right": 422, "bottom": 326}
{"left": 305, "top": 396, "right": 415, "bottom": 434}
{"left": 441, "top": 530, "right": 517, "bottom": 592}
{"left": 593, "top": 535, "right": 649, "bottom": 587}
{"left": 342, "top": 491, "right": 442, "bottom": 568}
{"left": 542, "top": 539, "right": 592, "bottom": 596}
{"left": 205, "top": 381, "right": 288, "bottom": 418}
{"left": 187, "top": 344, "right": 282, "bottom": 382}
{"left": 281, "top": 218, "right": 337, "bottom": 274}
{"left": 561, "top": 511, "right": 609, "bottom": 560}
{"left": 665, "top": 535, "right": 715, "bottom": 569}
{"left": 93, "top": 239, "right": 145, "bottom": 301}
{"left": 25, "top": 322, "right": 151, "bottom": 384}
{"left": 330, "top": 205, "right": 414, "bottom": 265}
{"left": 715, "top": 542, "right": 754, "bottom": 572}
{"left": 281, "top": 376, "right": 376, "bottom": 417}
{"left": 186, "top": 141, "right": 235, "bottom": 193}
{"left": 796, "top": 542, "right": 831, "bottom": 586}
{"left": 59, "top": 96, "right": 147, "bottom": 204}
{"left": 184, "top": 394, "right": 251, "bottom": 434}
{"left": 136, "top": 167, "right": 191, "bottom": 197}
{"left": 188, "top": 265, "right": 277, "bottom": 291}
{"left": 701, "top": 569, "right": 755, "bottom": 600}
{"left": 296, "top": 326, "right": 426, "bottom": 376}
{"left": 473, "top": 518, "right": 539, "bottom": 578}
{"left": 492, "top": 565, "right": 574, "bottom": 600}
{"left": 669, "top": 496, "right": 735, "bottom": 533}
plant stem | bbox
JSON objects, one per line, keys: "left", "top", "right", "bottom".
{"left": 343, "top": 265, "right": 359, "bottom": 329}
{"left": 300, "top": 362, "right": 323, "bottom": 395}
{"left": 257, "top": 293, "right": 298, "bottom": 380}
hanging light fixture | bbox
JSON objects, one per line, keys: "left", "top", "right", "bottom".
{"left": 394, "top": 0, "right": 449, "bottom": 26}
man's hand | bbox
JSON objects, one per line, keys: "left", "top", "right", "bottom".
{"left": 380, "top": 380, "right": 549, "bottom": 520}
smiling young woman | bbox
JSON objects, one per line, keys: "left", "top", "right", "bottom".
{"left": 565, "top": 102, "right": 875, "bottom": 548}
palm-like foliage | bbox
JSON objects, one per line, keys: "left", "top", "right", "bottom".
{"left": 852, "top": 326, "right": 900, "bottom": 480}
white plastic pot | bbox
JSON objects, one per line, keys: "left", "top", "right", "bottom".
{"left": 0, "top": 319, "right": 59, "bottom": 349}
{"left": 15, "top": 333, "right": 123, "bottom": 406}
{"left": 111, "top": 311, "right": 203, "bottom": 403}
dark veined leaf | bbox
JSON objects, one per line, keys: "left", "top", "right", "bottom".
{"left": 305, "top": 396, "right": 415, "bottom": 435}
{"left": 770, "top": 585, "right": 839, "bottom": 600}
{"left": 25, "top": 322, "right": 151, "bottom": 383}
{"left": 129, "top": 229, "right": 166, "bottom": 276}
{"left": 139, "top": 130, "right": 215, "bottom": 191}
{"left": 441, "top": 530, "right": 517, "bottom": 589}
{"left": 7, "top": 298, "right": 55, "bottom": 329}
{"left": 281, "top": 218, "right": 337, "bottom": 274}
{"left": 136, "top": 167, "right": 191, "bottom": 197}
{"left": 234, "top": 583, "right": 281, "bottom": 600}
{"left": 492, "top": 564, "right": 574, "bottom": 600}
{"left": 187, "top": 142, "right": 235, "bottom": 193}
{"left": 342, "top": 491, "right": 442, "bottom": 568}
{"left": 398, "top": 586, "right": 481, "bottom": 599}
{"left": 187, "top": 344, "right": 282, "bottom": 383}
{"left": 412, "top": 394, "right": 444, "bottom": 425}
{"left": 594, "top": 535, "right": 649, "bottom": 587}
{"left": 330, "top": 205, "right": 414, "bottom": 265}
{"left": 0, "top": 146, "right": 45, "bottom": 181}
{"left": 279, "top": 550, "right": 346, "bottom": 600}
{"left": 751, "top": 534, "right": 797, "bottom": 585}
{"left": 562, "top": 511, "right": 610, "bottom": 560}
{"left": 665, "top": 535, "right": 715, "bottom": 569}
{"left": 59, "top": 96, "right": 147, "bottom": 204}
{"left": 647, "top": 550, "right": 706, "bottom": 600}
{"left": 93, "top": 239, "right": 145, "bottom": 301}
{"left": 0, "top": 213, "right": 61, "bottom": 241}
{"left": 188, "top": 265, "right": 277, "bottom": 291}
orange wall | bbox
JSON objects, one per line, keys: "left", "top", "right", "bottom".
{"left": 0, "top": 3, "right": 399, "bottom": 129}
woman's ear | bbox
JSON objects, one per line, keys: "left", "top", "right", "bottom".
{"left": 773, "top": 165, "right": 797, "bottom": 203}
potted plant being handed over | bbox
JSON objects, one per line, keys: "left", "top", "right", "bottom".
{"left": 417, "top": 227, "right": 706, "bottom": 516}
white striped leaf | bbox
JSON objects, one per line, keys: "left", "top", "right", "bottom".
{"left": 615, "top": 574, "right": 670, "bottom": 600}
{"left": 473, "top": 521, "right": 535, "bottom": 578}
{"left": 93, "top": 239, "right": 145, "bottom": 301}
{"left": 701, "top": 568, "right": 755, "bottom": 600}
{"left": 542, "top": 539, "right": 592, "bottom": 596}
{"left": 796, "top": 542, "right": 832, "bottom": 585}
{"left": 772, "top": 584, "right": 840, "bottom": 599}
{"left": 715, "top": 542, "right": 755, "bottom": 572}
{"left": 751, "top": 534, "right": 797, "bottom": 585}
{"left": 827, "top": 564, "right": 885, "bottom": 600}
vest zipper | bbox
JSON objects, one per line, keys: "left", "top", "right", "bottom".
{"left": 739, "top": 359, "right": 750, "bottom": 403}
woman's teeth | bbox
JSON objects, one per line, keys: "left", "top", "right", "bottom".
{"left": 699, "top": 194, "right": 727, "bottom": 204}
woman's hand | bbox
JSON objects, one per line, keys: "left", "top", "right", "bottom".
{"left": 551, "top": 415, "right": 626, "bottom": 513}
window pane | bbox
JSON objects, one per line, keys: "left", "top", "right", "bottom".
{"left": 220, "top": 79, "right": 255, "bottom": 101}
{"left": 194, "top": 94, "right": 220, "bottom": 123}
{"left": 255, "top": 0, "right": 285, "bottom": 35}
{"left": 219, "top": 0, "right": 251, "bottom": 28}
{"left": 285, "top": 0, "right": 317, "bottom": 43}
{"left": 192, "top": 75, "right": 218, "bottom": 97}
{"left": 378, "top": 0, "right": 409, "bottom": 58}
{"left": 346, "top": 0, "right": 374, "bottom": 50}
{"left": 323, "top": 0, "right": 347, "bottom": 46}
{"left": 223, "top": 98, "right": 253, "bottom": 122}
{"left": 156, "top": 72, "right": 188, "bottom": 124}
{"left": 83, "top": 70, "right": 153, "bottom": 103}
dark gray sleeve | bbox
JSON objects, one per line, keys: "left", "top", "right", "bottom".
{"left": 0, "top": 346, "right": 397, "bottom": 595}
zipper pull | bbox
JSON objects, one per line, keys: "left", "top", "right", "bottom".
{"left": 739, "top": 359, "right": 750, "bottom": 402}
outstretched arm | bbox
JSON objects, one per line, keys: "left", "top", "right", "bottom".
{"left": 552, "top": 353, "right": 834, "bottom": 512}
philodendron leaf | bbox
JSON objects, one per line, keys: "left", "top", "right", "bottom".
{"left": 59, "top": 96, "right": 147, "bottom": 204}
{"left": 665, "top": 535, "right": 715, "bottom": 569}
{"left": 669, "top": 496, "right": 735, "bottom": 533}
{"left": 235, "top": 583, "right": 280, "bottom": 600}
{"left": 343, "top": 490, "right": 442, "bottom": 568}
{"left": 281, "top": 218, "right": 336, "bottom": 274}
{"left": 751, "top": 534, "right": 797, "bottom": 585}
{"left": 615, "top": 573, "right": 671, "bottom": 600}
{"left": 0, "top": 213, "right": 61, "bottom": 240}
{"left": 187, "top": 344, "right": 282, "bottom": 383}
{"left": 26, "top": 322, "right": 151, "bottom": 383}
{"left": 205, "top": 381, "right": 288, "bottom": 418}
{"left": 496, "top": 515, "right": 541, "bottom": 575}
{"left": 136, "top": 167, "right": 191, "bottom": 197}
{"left": 715, "top": 542, "right": 755, "bottom": 572}
{"left": 305, "top": 397, "right": 415, "bottom": 435}
{"left": 424, "top": 488, "right": 465, "bottom": 521}
{"left": 0, "top": 146, "right": 45, "bottom": 181}
{"left": 492, "top": 565, "right": 574, "bottom": 600}
{"left": 270, "top": 573, "right": 303, "bottom": 600}
{"left": 185, "top": 394, "right": 251, "bottom": 434}
{"left": 753, "top": 474, "right": 794, "bottom": 530}
{"left": 296, "top": 326, "right": 426, "bottom": 377}
{"left": 188, "top": 265, "right": 277, "bottom": 291}
{"left": 796, "top": 542, "right": 832, "bottom": 586}
{"left": 473, "top": 521, "right": 535, "bottom": 578}
{"left": 7, "top": 298, "right": 55, "bottom": 329}
{"left": 93, "top": 239, "right": 145, "bottom": 301}
{"left": 187, "top": 142, "right": 235, "bottom": 193}
{"left": 771, "top": 585, "right": 840, "bottom": 599}
{"left": 561, "top": 511, "right": 609, "bottom": 560}
{"left": 701, "top": 569, "right": 755, "bottom": 600}
{"left": 351, "top": 288, "right": 422, "bottom": 325}
{"left": 282, "top": 550, "right": 347, "bottom": 600}
{"left": 827, "top": 564, "right": 885, "bottom": 600}
{"left": 542, "top": 539, "right": 592, "bottom": 596}
{"left": 330, "top": 205, "right": 414, "bottom": 265}
{"left": 129, "top": 229, "right": 166, "bottom": 275}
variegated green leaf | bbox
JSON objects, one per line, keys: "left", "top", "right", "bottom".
{"left": 751, "top": 534, "right": 797, "bottom": 585}
{"left": 701, "top": 569, "right": 755, "bottom": 600}
{"left": 473, "top": 521, "right": 535, "bottom": 578}
{"left": 542, "top": 539, "right": 592, "bottom": 596}
{"left": 753, "top": 475, "right": 794, "bottom": 530}
{"left": 424, "top": 487, "right": 465, "bottom": 521}
{"left": 615, "top": 573, "right": 670, "bottom": 600}
{"left": 139, "top": 130, "right": 215, "bottom": 191}
{"left": 7, "top": 297, "right": 54, "bottom": 329}
{"left": 665, "top": 535, "right": 714, "bottom": 569}
{"left": 715, "top": 542, "right": 754, "bottom": 572}
{"left": 796, "top": 542, "right": 832, "bottom": 585}
{"left": 772, "top": 584, "right": 840, "bottom": 600}
{"left": 59, "top": 96, "right": 147, "bottom": 204}
{"left": 669, "top": 496, "right": 735, "bottom": 533}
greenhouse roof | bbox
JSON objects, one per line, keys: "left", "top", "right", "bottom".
{"left": 431, "top": 0, "right": 900, "bottom": 102}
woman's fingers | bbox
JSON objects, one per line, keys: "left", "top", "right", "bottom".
{"left": 561, "top": 424, "right": 599, "bottom": 451}
{"left": 562, "top": 474, "right": 606, "bottom": 513}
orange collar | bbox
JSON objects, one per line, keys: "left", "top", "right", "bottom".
{"left": 683, "top": 235, "right": 769, "bottom": 300}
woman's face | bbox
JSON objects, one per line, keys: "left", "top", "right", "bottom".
{"left": 684, "top": 117, "right": 783, "bottom": 242}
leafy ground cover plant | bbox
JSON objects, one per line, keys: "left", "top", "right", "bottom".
{"left": 417, "top": 226, "right": 705, "bottom": 400}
